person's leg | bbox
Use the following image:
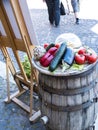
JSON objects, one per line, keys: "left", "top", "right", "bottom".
{"left": 71, "top": 0, "right": 80, "bottom": 24}
{"left": 45, "top": 0, "right": 54, "bottom": 24}
{"left": 54, "top": 0, "right": 60, "bottom": 26}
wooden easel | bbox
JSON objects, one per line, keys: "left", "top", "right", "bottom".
{"left": 0, "top": 0, "right": 41, "bottom": 121}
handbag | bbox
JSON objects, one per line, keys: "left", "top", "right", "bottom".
{"left": 60, "top": 2, "right": 66, "bottom": 15}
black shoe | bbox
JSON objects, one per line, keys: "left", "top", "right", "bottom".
{"left": 49, "top": 20, "right": 54, "bottom": 25}
{"left": 55, "top": 22, "right": 59, "bottom": 27}
{"left": 76, "top": 18, "right": 79, "bottom": 25}
{"left": 55, "top": 20, "right": 60, "bottom": 27}
{"left": 55, "top": 24, "right": 59, "bottom": 27}
{"left": 50, "top": 22, "right": 53, "bottom": 24}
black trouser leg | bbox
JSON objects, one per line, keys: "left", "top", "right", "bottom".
{"left": 45, "top": 0, "right": 54, "bottom": 24}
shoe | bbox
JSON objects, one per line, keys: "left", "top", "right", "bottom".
{"left": 55, "top": 20, "right": 60, "bottom": 27}
{"left": 49, "top": 20, "right": 54, "bottom": 25}
{"left": 55, "top": 22, "right": 59, "bottom": 27}
{"left": 76, "top": 18, "right": 79, "bottom": 25}
{"left": 55, "top": 24, "right": 59, "bottom": 27}
{"left": 50, "top": 22, "right": 53, "bottom": 25}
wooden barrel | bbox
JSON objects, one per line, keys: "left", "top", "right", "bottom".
{"left": 39, "top": 62, "right": 98, "bottom": 130}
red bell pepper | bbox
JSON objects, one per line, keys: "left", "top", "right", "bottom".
{"left": 40, "top": 47, "right": 58, "bottom": 67}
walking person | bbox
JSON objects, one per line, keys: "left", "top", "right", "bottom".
{"left": 71, "top": 0, "right": 80, "bottom": 24}
{"left": 43, "top": 0, "right": 60, "bottom": 27}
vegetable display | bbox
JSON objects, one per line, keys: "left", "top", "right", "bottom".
{"left": 33, "top": 43, "right": 98, "bottom": 72}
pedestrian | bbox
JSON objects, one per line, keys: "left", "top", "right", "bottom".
{"left": 43, "top": 0, "right": 60, "bottom": 27}
{"left": 71, "top": 0, "right": 80, "bottom": 24}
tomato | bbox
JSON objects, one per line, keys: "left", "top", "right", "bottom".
{"left": 44, "top": 43, "right": 49, "bottom": 49}
{"left": 55, "top": 43, "right": 60, "bottom": 48}
{"left": 78, "top": 47, "right": 86, "bottom": 55}
{"left": 85, "top": 53, "right": 97, "bottom": 64}
{"left": 74, "top": 53, "right": 86, "bottom": 65}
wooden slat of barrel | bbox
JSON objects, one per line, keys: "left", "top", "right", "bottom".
{"left": 69, "top": 111, "right": 82, "bottom": 130}
{"left": 49, "top": 76, "right": 58, "bottom": 129}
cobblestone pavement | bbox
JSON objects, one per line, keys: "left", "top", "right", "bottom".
{"left": 0, "top": 1, "right": 98, "bottom": 130}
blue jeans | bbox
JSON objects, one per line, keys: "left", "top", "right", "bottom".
{"left": 45, "top": 0, "right": 60, "bottom": 26}
{"left": 71, "top": 0, "right": 80, "bottom": 13}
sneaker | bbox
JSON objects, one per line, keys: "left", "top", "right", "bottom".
{"left": 76, "top": 18, "right": 79, "bottom": 25}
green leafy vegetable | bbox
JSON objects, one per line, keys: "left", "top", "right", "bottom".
{"left": 22, "top": 55, "right": 31, "bottom": 79}
{"left": 70, "top": 63, "right": 84, "bottom": 70}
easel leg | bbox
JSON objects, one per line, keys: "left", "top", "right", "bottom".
{"left": 5, "top": 57, "right": 11, "bottom": 103}
{"left": 30, "top": 71, "right": 33, "bottom": 117}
